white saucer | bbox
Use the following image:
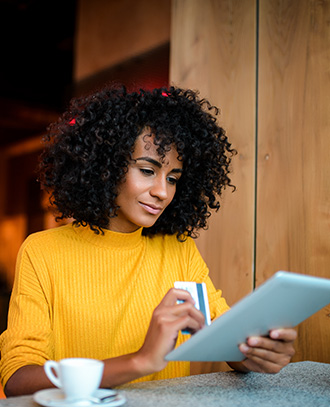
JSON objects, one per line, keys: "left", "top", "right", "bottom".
{"left": 33, "top": 388, "right": 126, "bottom": 407}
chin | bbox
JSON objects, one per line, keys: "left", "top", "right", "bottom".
{"left": 138, "top": 218, "right": 159, "bottom": 230}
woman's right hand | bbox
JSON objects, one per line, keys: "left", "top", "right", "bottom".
{"left": 4, "top": 289, "right": 205, "bottom": 395}
{"left": 135, "top": 288, "right": 205, "bottom": 375}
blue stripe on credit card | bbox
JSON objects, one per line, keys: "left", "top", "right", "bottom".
{"left": 174, "top": 281, "right": 211, "bottom": 334}
{"left": 197, "top": 283, "right": 207, "bottom": 320}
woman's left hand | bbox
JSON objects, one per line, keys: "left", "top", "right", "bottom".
{"left": 228, "top": 328, "right": 297, "bottom": 374}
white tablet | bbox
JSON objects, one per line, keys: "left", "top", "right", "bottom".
{"left": 165, "top": 271, "right": 330, "bottom": 362}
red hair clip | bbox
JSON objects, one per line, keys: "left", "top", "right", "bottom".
{"left": 69, "top": 118, "right": 76, "bottom": 126}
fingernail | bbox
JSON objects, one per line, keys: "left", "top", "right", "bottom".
{"left": 240, "top": 344, "right": 249, "bottom": 353}
{"left": 248, "top": 337, "right": 258, "bottom": 346}
{"left": 271, "top": 330, "right": 279, "bottom": 339}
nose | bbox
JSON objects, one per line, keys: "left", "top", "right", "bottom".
{"left": 150, "top": 176, "right": 168, "bottom": 200}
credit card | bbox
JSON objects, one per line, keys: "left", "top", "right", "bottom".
{"left": 174, "top": 281, "right": 211, "bottom": 334}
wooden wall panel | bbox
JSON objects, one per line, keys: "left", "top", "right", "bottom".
{"left": 170, "top": 0, "right": 256, "bottom": 373}
{"left": 257, "top": 0, "right": 330, "bottom": 362}
{"left": 171, "top": 0, "right": 256, "bottom": 315}
{"left": 75, "top": 0, "right": 171, "bottom": 81}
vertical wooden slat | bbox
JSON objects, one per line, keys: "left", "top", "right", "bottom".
{"left": 257, "top": 0, "right": 330, "bottom": 362}
{"left": 170, "top": 0, "right": 256, "bottom": 373}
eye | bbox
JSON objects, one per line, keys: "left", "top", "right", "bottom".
{"left": 167, "top": 176, "right": 179, "bottom": 185}
{"left": 140, "top": 168, "right": 154, "bottom": 176}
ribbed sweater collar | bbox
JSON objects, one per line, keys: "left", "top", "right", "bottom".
{"left": 72, "top": 224, "right": 144, "bottom": 249}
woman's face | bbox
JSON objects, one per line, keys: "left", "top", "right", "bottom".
{"left": 109, "top": 131, "right": 183, "bottom": 233}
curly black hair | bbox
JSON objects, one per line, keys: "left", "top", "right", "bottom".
{"left": 38, "top": 85, "right": 236, "bottom": 239}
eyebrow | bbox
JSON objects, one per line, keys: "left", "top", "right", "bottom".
{"left": 135, "top": 157, "right": 183, "bottom": 173}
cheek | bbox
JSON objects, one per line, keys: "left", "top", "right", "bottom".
{"left": 123, "top": 177, "right": 146, "bottom": 198}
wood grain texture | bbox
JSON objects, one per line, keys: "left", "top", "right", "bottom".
{"left": 75, "top": 0, "right": 171, "bottom": 81}
{"left": 257, "top": 0, "right": 330, "bottom": 362}
{"left": 171, "top": 0, "right": 256, "bottom": 311}
{"left": 170, "top": 0, "right": 256, "bottom": 373}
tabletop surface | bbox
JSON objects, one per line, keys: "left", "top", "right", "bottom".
{"left": 1, "top": 361, "right": 330, "bottom": 407}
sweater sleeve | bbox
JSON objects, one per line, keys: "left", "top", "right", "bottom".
{"left": 184, "top": 238, "right": 230, "bottom": 321}
{"left": 0, "top": 240, "right": 54, "bottom": 389}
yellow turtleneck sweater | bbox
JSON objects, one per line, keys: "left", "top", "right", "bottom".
{"left": 0, "top": 223, "right": 229, "bottom": 389}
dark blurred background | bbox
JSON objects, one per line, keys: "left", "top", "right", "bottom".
{"left": 0, "top": 0, "right": 76, "bottom": 147}
{"left": 0, "top": 0, "right": 170, "bottom": 148}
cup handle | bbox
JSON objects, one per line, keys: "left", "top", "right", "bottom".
{"left": 44, "top": 360, "right": 62, "bottom": 389}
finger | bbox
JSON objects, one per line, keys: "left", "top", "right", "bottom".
{"left": 240, "top": 354, "right": 285, "bottom": 374}
{"left": 176, "top": 314, "right": 204, "bottom": 334}
{"left": 240, "top": 341, "right": 294, "bottom": 362}
{"left": 175, "top": 288, "right": 196, "bottom": 304}
{"left": 153, "top": 312, "right": 204, "bottom": 337}
{"left": 269, "top": 328, "right": 297, "bottom": 342}
{"left": 160, "top": 288, "right": 196, "bottom": 307}
{"left": 153, "top": 297, "right": 205, "bottom": 322}
{"left": 244, "top": 336, "right": 295, "bottom": 358}
{"left": 239, "top": 342, "right": 293, "bottom": 374}
{"left": 179, "top": 306, "right": 205, "bottom": 331}
{"left": 156, "top": 302, "right": 205, "bottom": 329}
{"left": 172, "top": 302, "right": 205, "bottom": 320}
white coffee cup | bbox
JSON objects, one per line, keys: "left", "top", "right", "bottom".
{"left": 44, "top": 358, "right": 104, "bottom": 401}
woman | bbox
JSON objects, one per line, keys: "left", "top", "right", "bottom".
{"left": 0, "top": 86, "right": 296, "bottom": 396}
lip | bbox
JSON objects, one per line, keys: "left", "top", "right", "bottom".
{"left": 139, "top": 202, "right": 163, "bottom": 215}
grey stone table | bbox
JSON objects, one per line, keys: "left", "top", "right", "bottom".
{"left": 0, "top": 362, "right": 329, "bottom": 407}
